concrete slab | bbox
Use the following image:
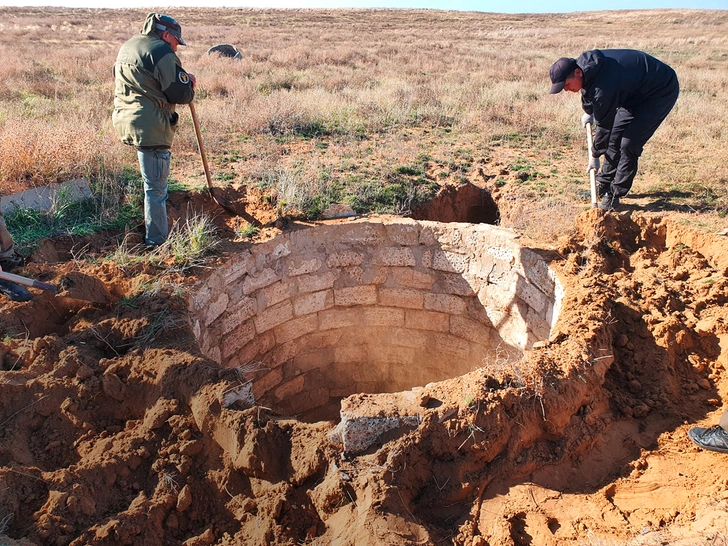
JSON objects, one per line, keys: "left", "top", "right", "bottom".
{"left": 329, "top": 391, "right": 424, "bottom": 454}
{"left": 1, "top": 179, "right": 93, "bottom": 214}
{"left": 321, "top": 203, "right": 356, "bottom": 219}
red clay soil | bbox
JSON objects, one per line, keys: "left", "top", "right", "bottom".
{"left": 1, "top": 197, "right": 728, "bottom": 545}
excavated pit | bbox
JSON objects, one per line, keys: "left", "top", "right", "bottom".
{"left": 412, "top": 181, "right": 499, "bottom": 224}
{"left": 190, "top": 217, "right": 564, "bottom": 425}
{"left": 6, "top": 211, "right": 728, "bottom": 545}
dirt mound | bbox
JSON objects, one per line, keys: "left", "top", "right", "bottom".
{"left": 1, "top": 210, "right": 728, "bottom": 545}
{"left": 167, "top": 184, "right": 279, "bottom": 232}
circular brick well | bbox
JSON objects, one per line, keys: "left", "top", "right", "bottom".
{"left": 189, "top": 218, "right": 563, "bottom": 422}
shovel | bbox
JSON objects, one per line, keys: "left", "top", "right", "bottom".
{"left": 0, "top": 269, "right": 115, "bottom": 304}
{"left": 0, "top": 270, "right": 56, "bottom": 293}
{"left": 189, "top": 102, "right": 262, "bottom": 227}
{"left": 585, "top": 122, "right": 598, "bottom": 208}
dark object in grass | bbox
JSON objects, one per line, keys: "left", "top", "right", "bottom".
{"left": 207, "top": 44, "right": 242, "bottom": 59}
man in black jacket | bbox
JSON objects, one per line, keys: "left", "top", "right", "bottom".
{"left": 549, "top": 49, "right": 679, "bottom": 210}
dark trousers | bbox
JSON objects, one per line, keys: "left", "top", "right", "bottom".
{"left": 597, "top": 75, "right": 680, "bottom": 198}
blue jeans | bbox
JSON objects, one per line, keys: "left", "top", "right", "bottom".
{"left": 137, "top": 149, "right": 171, "bottom": 246}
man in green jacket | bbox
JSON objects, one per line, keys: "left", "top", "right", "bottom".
{"left": 112, "top": 13, "right": 196, "bottom": 247}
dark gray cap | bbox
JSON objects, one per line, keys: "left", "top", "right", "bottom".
{"left": 549, "top": 57, "right": 577, "bottom": 94}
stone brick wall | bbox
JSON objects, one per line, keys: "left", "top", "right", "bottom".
{"left": 189, "top": 217, "right": 564, "bottom": 418}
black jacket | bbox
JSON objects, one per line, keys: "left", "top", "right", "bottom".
{"left": 577, "top": 49, "right": 677, "bottom": 156}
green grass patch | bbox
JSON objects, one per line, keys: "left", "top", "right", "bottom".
{"left": 344, "top": 156, "right": 439, "bottom": 215}
{"left": 489, "top": 132, "right": 526, "bottom": 146}
{"left": 235, "top": 223, "right": 259, "bottom": 239}
{"left": 213, "top": 171, "right": 236, "bottom": 182}
{"left": 295, "top": 119, "right": 331, "bottom": 139}
{"left": 167, "top": 181, "right": 188, "bottom": 192}
{"left": 4, "top": 168, "right": 146, "bottom": 254}
{"left": 5, "top": 196, "right": 141, "bottom": 255}
{"left": 217, "top": 150, "right": 244, "bottom": 164}
{"left": 393, "top": 165, "right": 423, "bottom": 177}
{"left": 347, "top": 176, "right": 439, "bottom": 215}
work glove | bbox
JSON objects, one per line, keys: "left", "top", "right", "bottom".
{"left": 581, "top": 113, "right": 594, "bottom": 128}
{"left": 587, "top": 155, "right": 600, "bottom": 174}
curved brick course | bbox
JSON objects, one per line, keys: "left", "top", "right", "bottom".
{"left": 189, "top": 217, "right": 564, "bottom": 421}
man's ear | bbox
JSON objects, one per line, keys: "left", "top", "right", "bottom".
{"left": 575, "top": 68, "right": 583, "bottom": 78}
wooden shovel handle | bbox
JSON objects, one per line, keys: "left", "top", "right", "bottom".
{"left": 189, "top": 102, "right": 214, "bottom": 191}
{"left": 0, "top": 270, "right": 56, "bottom": 293}
{"left": 586, "top": 122, "right": 598, "bottom": 208}
{"left": 187, "top": 103, "right": 262, "bottom": 226}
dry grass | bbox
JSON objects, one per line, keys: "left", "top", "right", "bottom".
{"left": 107, "top": 211, "right": 221, "bottom": 271}
{"left": 0, "top": 7, "right": 726, "bottom": 239}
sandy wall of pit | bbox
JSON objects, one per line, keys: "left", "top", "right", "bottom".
{"left": 189, "top": 217, "right": 564, "bottom": 417}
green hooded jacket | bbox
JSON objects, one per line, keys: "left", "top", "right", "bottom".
{"left": 112, "top": 13, "right": 194, "bottom": 149}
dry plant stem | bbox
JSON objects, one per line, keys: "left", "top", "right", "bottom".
{"left": 5, "top": 467, "right": 45, "bottom": 483}
{"left": 9, "top": 351, "right": 22, "bottom": 372}
{"left": 433, "top": 475, "right": 450, "bottom": 491}
{"left": 88, "top": 326, "right": 121, "bottom": 357}
{"left": 528, "top": 484, "right": 539, "bottom": 509}
{"left": 470, "top": 475, "right": 495, "bottom": 537}
{"left": 160, "top": 471, "right": 180, "bottom": 494}
{"left": 0, "top": 395, "right": 49, "bottom": 430}
{"left": 0, "top": 513, "right": 12, "bottom": 535}
{"left": 256, "top": 406, "right": 271, "bottom": 427}
{"left": 361, "top": 459, "right": 398, "bottom": 475}
{"left": 394, "top": 489, "right": 423, "bottom": 535}
{"left": 224, "top": 484, "right": 245, "bottom": 510}
{"left": 345, "top": 488, "right": 357, "bottom": 508}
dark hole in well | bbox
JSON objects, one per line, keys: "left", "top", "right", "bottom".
{"left": 411, "top": 182, "right": 499, "bottom": 224}
{"left": 297, "top": 397, "right": 345, "bottom": 424}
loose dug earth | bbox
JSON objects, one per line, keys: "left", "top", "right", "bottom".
{"left": 1, "top": 200, "right": 728, "bottom": 546}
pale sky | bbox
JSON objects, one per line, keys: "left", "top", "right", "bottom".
{"left": 1, "top": 0, "right": 726, "bottom": 12}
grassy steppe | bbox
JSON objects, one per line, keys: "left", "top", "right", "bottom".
{"left": 0, "top": 7, "right": 726, "bottom": 242}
